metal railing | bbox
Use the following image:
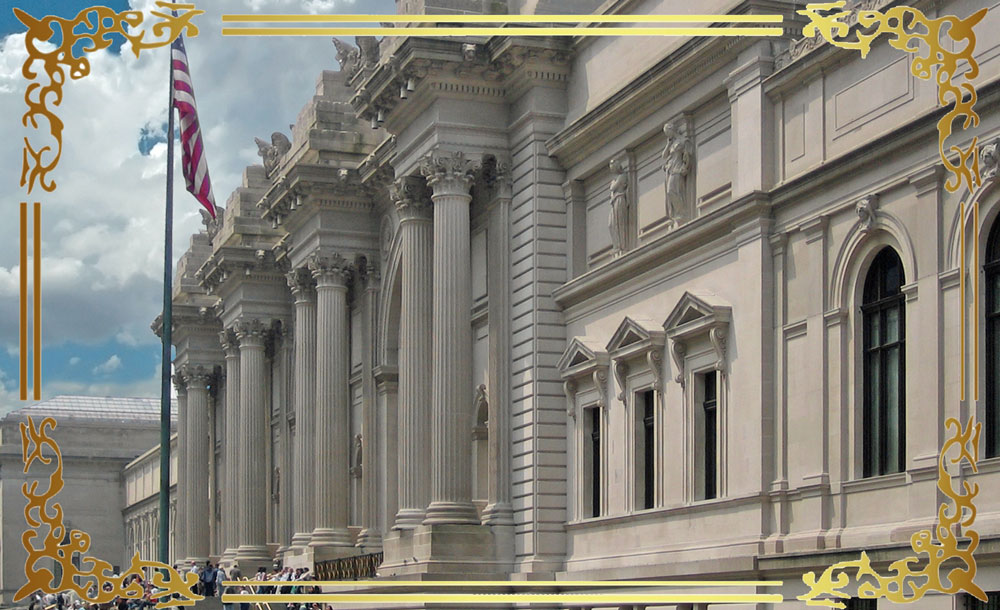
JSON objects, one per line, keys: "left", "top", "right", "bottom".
{"left": 313, "top": 552, "right": 383, "bottom": 581}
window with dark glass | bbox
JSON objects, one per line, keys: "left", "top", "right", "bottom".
{"left": 844, "top": 598, "right": 877, "bottom": 610}
{"left": 985, "top": 222, "right": 1000, "bottom": 458}
{"left": 704, "top": 371, "right": 717, "bottom": 500}
{"left": 590, "top": 407, "right": 601, "bottom": 518}
{"left": 641, "top": 390, "right": 655, "bottom": 509}
{"left": 862, "top": 247, "right": 906, "bottom": 477}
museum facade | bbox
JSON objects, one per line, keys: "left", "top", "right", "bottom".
{"left": 158, "top": 0, "right": 1000, "bottom": 607}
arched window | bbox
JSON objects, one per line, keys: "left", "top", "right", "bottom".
{"left": 862, "top": 247, "right": 906, "bottom": 477}
{"left": 985, "top": 222, "right": 1000, "bottom": 458}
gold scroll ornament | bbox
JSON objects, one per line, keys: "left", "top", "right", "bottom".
{"left": 15, "top": 417, "right": 202, "bottom": 608}
{"left": 798, "top": 1, "right": 987, "bottom": 195}
{"left": 798, "top": 418, "right": 988, "bottom": 607}
{"left": 15, "top": 2, "right": 205, "bottom": 195}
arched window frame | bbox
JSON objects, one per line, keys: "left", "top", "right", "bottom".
{"left": 860, "top": 247, "right": 906, "bottom": 478}
{"left": 984, "top": 220, "right": 1000, "bottom": 458}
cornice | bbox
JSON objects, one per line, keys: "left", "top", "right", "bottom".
{"left": 196, "top": 245, "right": 287, "bottom": 294}
{"left": 258, "top": 163, "right": 376, "bottom": 229}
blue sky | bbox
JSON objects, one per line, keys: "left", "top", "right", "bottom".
{"left": 0, "top": 0, "right": 393, "bottom": 416}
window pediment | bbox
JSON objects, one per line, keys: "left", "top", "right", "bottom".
{"left": 559, "top": 337, "right": 610, "bottom": 415}
{"left": 664, "top": 291, "right": 732, "bottom": 385}
{"left": 607, "top": 317, "right": 666, "bottom": 397}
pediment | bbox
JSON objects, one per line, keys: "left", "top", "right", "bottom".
{"left": 606, "top": 317, "right": 665, "bottom": 356}
{"left": 663, "top": 290, "right": 732, "bottom": 338}
{"left": 558, "top": 337, "right": 609, "bottom": 378}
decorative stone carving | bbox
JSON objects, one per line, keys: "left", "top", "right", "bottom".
{"left": 420, "top": 151, "right": 477, "bottom": 195}
{"left": 564, "top": 379, "right": 578, "bottom": 419}
{"left": 357, "top": 36, "right": 380, "bottom": 70}
{"left": 482, "top": 155, "right": 513, "bottom": 202}
{"left": 200, "top": 205, "right": 224, "bottom": 239}
{"left": 462, "top": 43, "right": 477, "bottom": 62}
{"left": 350, "top": 434, "right": 363, "bottom": 478}
{"left": 332, "top": 37, "right": 361, "bottom": 78}
{"left": 710, "top": 327, "right": 728, "bottom": 373}
{"left": 614, "top": 360, "right": 630, "bottom": 402}
{"left": 390, "top": 175, "right": 432, "bottom": 219}
{"left": 474, "top": 384, "right": 488, "bottom": 419}
{"left": 662, "top": 119, "right": 693, "bottom": 227}
{"left": 181, "top": 363, "right": 213, "bottom": 389}
{"left": 255, "top": 132, "right": 292, "bottom": 177}
{"left": 648, "top": 350, "right": 663, "bottom": 391}
{"left": 234, "top": 318, "right": 269, "bottom": 346}
{"left": 593, "top": 369, "right": 609, "bottom": 411}
{"left": 856, "top": 194, "right": 878, "bottom": 235}
{"left": 609, "top": 157, "right": 630, "bottom": 257}
{"left": 981, "top": 138, "right": 999, "bottom": 183}
{"left": 671, "top": 341, "right": 687, "bottom": 388}
{"left": 308, "top": 253, "right": 353, "bottom": 287}
{"left": 286, "top": 267, "right": 315, "bottom": 299}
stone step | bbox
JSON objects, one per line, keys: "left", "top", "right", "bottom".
{"left": 191, "top": 595, "right": 223, "bottom": 610}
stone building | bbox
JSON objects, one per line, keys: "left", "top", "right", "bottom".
{"left": 122, "top": 435, "right": 179, "bottom": 571}
{"left": 161, "top": 0, "right": 1000, "bottom": 607}
{"left": 0, "top": 397, "right": 176, "bottom": 606}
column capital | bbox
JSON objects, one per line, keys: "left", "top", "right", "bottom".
{"left": 220, "top": 327, "right": 240, "bottom": 357}
{"left": 391, "top": 175, "right": 433, "bottom": 221}
{"left": 483, "top": 155, "right": 513, "bottom": 203}
{"left": 287, "top": 267, "right": 317, "bottom": 302}
{"left": 420, "top": 151, "right": 477, "bottom": 197}
{"left": 180, "top": 363, "right": 214, "bottom": 390}
{"left": 172, "top": 371, "right": 187, "bottom": 395}
{"left": 309, "top": 253, "right": 353, "bottom": 288}
{"left": 235, "top": 318, "right": 269, "bottom": 348}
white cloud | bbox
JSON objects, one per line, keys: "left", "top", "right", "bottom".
{"left": 92, "top": 354, "right": 123, "bottom": 375}
{"left": 69, "top": 356, "right": 81, "bottom": 365}
{"left": 0, "top": 0, "right": 393, "bottom": 370}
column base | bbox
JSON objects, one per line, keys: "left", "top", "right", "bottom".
{"left": 234, "top": 545, "right": 272, "bottom": 575}
{"left": 480, "top": 502, "right": 515, "bottom": 526}
{"left": 392, "top": 508, "right": 426, "bottom": 530}
{"left": 422, "top": 501, "right": 480, "bottom": 525}
{"left": 289, "top": 531, "right": 313, "bottom": 550}
{"left": 308, "top": 528, "right": 355, "bottom": 561}
{"left": 356, "top": 528, "right": 382, "bottom": 552}
{"left": 380, "top": 523, "right": 500, "bottom": 576}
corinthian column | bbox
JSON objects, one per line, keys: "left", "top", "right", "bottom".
{"left": 421, "top": 151, "right": 480, "bottom": 525}
{"left": 391, "top": 175, "right": 434, "bottom": 529}
{"left": 173, "top": 373, "right": 188, "bottom": 561}
{"left": 220, "top": 329, "right": 240, "bottom": 562}
{"left": 235, "top": 319, "right": 271, "bottom": 566}
{"left": 483, "top": 159, "right": 515, "bottom": 525}
{"left": 183, "top": 364, "right": 213, "bottom": 562}
{"left": 309, "top": 255, "right": 354, "bottom": 550}
{"left": 287, "top": 268, "right": 317, "bottom": 549}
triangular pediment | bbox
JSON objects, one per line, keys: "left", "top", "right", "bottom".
{"left": 607, "top": 317, "right": 664, "bottom": 354}
{"left": 558, "top": 337, "right": 609, "bottom": 376}
{"left": 664, "top": 290, "right": 732, "bottom": 335}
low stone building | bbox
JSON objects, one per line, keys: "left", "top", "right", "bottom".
{"left": 0, "top": 397, "right": 176, "bottom": 607}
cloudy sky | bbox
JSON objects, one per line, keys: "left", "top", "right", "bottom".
{"left": 0, "top": 0, "right": 393, "bottom": 416}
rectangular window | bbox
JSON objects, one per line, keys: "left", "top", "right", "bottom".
{"left": 590, "top": 407, "right": 601, "bottom": 518}
{"left": 844, "top": 599, "right": 877, "bottom": 610}
{"left": 704, "top": 371, "right": 717, "bottom": 500}
{"left": 641, "top": 390, "right": 655, "bottom": 509}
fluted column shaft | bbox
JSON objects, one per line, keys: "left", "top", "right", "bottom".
{"left": 288, "top": 269, "right": 317, "bottom": 548}
{"left": 236, "top": 320, "right": 270, "bottom": 562}
{"left": 392, "top": 177, "right": 434, "bottom": 529}
{"left": 310, "top": 256, "right": 353, "bottom": 548}
{"left": 173, "top": 374, "right": 188, "bottom": 561}
{"left": 422, "top": 152, "right": 479, "bottom": 525}
{"left": 484, "top": 163, "right": 515, "bottom": 525}
{"left": 220, "top": 330, "right": 241, "bottom": 561}
{"left": 184, "top": 365, "right": 213, "bottom": 561}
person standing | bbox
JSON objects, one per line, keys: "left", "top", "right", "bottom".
{"left": 200, "top": 561, "right": 217, "bottom": 597}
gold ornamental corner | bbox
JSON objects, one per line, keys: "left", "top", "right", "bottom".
{"left": 799, "top": 1, "right": 987, "bottom": 195}
{"left": 15, "top": 1, "right": 204, "bottom": 195}
{"left": 798, "top": 418, "right": 987, "bottom": 608}
{"left": 15, "top": 416, "right": 202, "bottom": 609}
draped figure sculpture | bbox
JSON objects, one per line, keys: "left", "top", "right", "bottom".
{"left": 609, "top": 157, "right": 630, "bottom": 257}
{"left": 662, "top": 119, "right": 692, "bottom": 227}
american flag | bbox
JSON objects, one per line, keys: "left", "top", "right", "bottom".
{"left": 171, "top": 34, "right": 217, "bottom": 218}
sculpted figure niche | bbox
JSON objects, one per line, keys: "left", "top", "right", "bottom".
{"left": 609, "top": 157, "right": 630, "bottom": 258}
{"left": 662, "top": 119, "right": 693, "bottom": 227}
{"left": 255, "top": 132, "right": 291, "bottom": 177}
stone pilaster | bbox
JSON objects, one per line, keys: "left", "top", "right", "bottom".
{"left": 235, "top": 318, "right": 271, "bottom": 567}
{"left": 357, "top": 263, "right": 382, "bottom": 551}
{"left": 287, "top": 268, "right": 317, "bottom": 550}
{"left": 391, "top": 175, "right": 434, "bottom": 529}
{"left": 482, "top": 160, "right": 515, "bottom": 526}
{"left": 219, "top": 329, "right": 241, "bottom": 563}
{"left": 172, "top": 372, "right": 188, "bottom": 562}
{"left": 309, "top": 254, "right": 354, "bottom": 551}
{"left": 421, "top": 151, "right": 480, "bottom": 525}
{"left": 182, "top": 364, "right": 213, "bottom": 562}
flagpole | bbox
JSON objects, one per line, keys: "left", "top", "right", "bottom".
{"left": 158, "top": 43, "right": 175, "bottom": 567}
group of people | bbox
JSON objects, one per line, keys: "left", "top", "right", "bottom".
{"left": 221, "top": 565, "right": 321, "bottom": 610}
{"left": 27, "top": 575, "right": 161, "bottom": 610}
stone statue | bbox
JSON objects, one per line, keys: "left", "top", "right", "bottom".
{"left": 254, "top": 132, "right": 291, "bottom": 177}
{"left": 662, "top": 119, "right": 692, "bottom": 227}
{"left": 609, "top": 158, "right": 630, "bottom": 257}
{"left": 982, "top": 138, "right": 999, "bottom": 182}
{"left": 332, "top": 37, "right": 361, "bottom": 78}
{"left": 356, "top": 36, "right": 380, "bottom": 69}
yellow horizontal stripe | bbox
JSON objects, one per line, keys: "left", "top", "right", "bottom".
{"left": 222, "top": 26, "right": 783, "bottom": 37}
{"left": 224, "top": 593, "right": 783, "bottom": 604}
{"left": 222, "top": 13, "right": 785, "bottom": 23}
{"left": 224, "top": 579, "right": 783, "bottom": 587}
